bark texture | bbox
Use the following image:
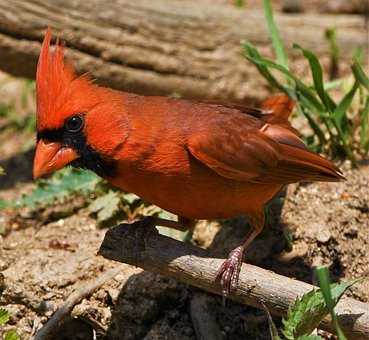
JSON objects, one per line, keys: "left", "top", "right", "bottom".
{"left": 0, "top": 0, "right": 367, "bottom": 103}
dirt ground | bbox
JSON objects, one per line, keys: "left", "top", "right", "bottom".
{"left": 0, "top": 2, "right": 368, "bottom": 339}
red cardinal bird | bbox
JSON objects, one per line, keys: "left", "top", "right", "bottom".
{"left": 33, "top": 29, "right": 344, "bottom": 295}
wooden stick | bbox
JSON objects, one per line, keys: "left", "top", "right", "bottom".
{"left": 33, "top": 266, "right": 122, "bottom": 340}
{"left": 98, "top": 223, "right": 369, "bottom": 340}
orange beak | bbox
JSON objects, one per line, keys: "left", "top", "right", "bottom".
{"left": 33, "top": 140, "right": 79, "bottom": 179}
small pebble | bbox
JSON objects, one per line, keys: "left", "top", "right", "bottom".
{"left": 56, "top": 219, "right": 65, "bottom": 227}
{"left": 317, "top": 228, "right": 331, "bottom": 243}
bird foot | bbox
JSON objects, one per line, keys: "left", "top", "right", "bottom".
{"left": 216, "top": 246, "right": 244, "bottom": 296}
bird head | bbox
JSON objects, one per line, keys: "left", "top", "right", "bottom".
{"left": 33, "top": 28, "right": 127, "bottom": 179}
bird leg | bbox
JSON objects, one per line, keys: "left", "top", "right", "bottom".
{"left": 131, "top": 215, "right": 194, "bottom": 247}
{"left": 216, "top": 213, "right": 264, "bottom": 296}
{"left": 131, "top": 216, "right": 195, "bottom": 262}
{"left": 153, "top": 216, "right": 195, "bottom": 231}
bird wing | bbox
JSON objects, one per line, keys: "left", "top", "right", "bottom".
{"left": 187, "top": 96, "right": 344, "bottom": 184}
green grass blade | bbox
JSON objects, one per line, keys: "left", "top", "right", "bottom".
{"left": 243, "top": 42, "right": 286, "bottom": 92}
{"left": 263, "top": 0, "right": 289, "bottom": 70}
{"left": 334, "top": 81, "right": 359, "bottom": 133}
{"left": 244, "top": 51, "right": 325, "bottom": 112}
{"left": 325, "top": 27, "right": 339, "bottom": 79}
{"left": 294, "top": 44, "right": 336, "bottom": 113}
{"left": 315, "top": 267, "right": 348, "bottom": 340}
{"left": 325, "top": 28, "right": 339, "bottom": 64}
{"left": 297, "top": 104, "right": 326, "bottom": 145}
{"left": 352, "top": 60, "right": 369, "bottom": 91}
{"left": 360, "top": 97, "right": 369, "bottom": 153}
{"left": 353, "top": 47, "right": 364, "bottom": 63}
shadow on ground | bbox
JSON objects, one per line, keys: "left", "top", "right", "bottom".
{"left": 0, "top": 148, "right": 34, "bottom": 190}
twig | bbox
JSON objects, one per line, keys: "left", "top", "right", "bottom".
{"left": 33, "top": 266, "right": 122, "bottom": 340}
{"left": 190, "top": 292, "right": 224, "bottom": 340}
{"left": 99, "top": 223, "right": 369, "bottom": 340}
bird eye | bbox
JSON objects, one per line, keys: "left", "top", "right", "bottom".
{"left": 65, "top": 114, "right": 84, "bottom": 133}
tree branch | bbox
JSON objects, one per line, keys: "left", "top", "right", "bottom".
{"left": 98, "top": 222, "right": 369, "bottom": 340}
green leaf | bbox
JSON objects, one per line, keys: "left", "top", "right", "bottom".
{"left": 0, "top": 308, "right": 10, "bottom": 325}
{"left": 88, "top": 190, "right": 121, "bottom": 223}
{"left": 352, "top": 60, "right": 369, "bottom": 91}
{"left": 333, "top": 81, "right": 359, "bottom": 133}
{"left": 330, "top": 279, "right": 360, "bottom": 304}
{"left": 282, "top": 279, "right": 358, "bottom": 339}
{"left": 4, "top": 330, "right": 20, "bottom": 340}
{"left": 294, "top": 44, "right": 336, "bottom": 113}
{"left": 298, "top": 336, "right": 324, "bottom": 340}
{"left": 263, "top": 0, "right": 289, "bottom": 70}
{"left": 0, "top": 167, "right": 4, "bottom": 176}
{"left": 282, "top": 288, "right": 328, "bottom": 339}
{"left": 234, "top": 0, "right": 245, "bottom": 7}
{"left": 6, "top": 168, "right": 100, "bottom": 209}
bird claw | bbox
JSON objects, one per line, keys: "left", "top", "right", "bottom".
{"left": 216, "top": 246, "right": 244, "bottom": 296}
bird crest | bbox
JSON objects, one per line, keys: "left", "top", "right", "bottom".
{"left": 36, "top": 28, "right": 97, "bottom": 131}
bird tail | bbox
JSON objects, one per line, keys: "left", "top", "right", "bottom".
{"left": 260, "top": 95, "right": 345, "bottom": 183}
{"left": 261, "top": 94, "right": 295, "bottom": 124}
{"left": 276, "top": 144, "right": 345, "bottom": 182}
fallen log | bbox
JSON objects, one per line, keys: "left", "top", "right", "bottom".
{"left": 0, "top": 0, "right": 367, "bottom": 103}
{"left": 99, "top": 222, "right": 369, "bottom": 340}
